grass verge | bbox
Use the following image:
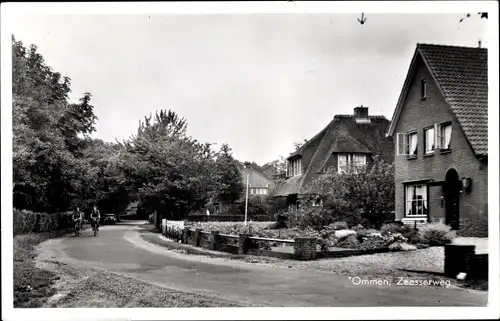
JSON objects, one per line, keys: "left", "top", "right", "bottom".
{"left": 13, "top": 226, "right": 90, "bottom": 307}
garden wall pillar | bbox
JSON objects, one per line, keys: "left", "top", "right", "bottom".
{"left": 210, "top": 231, "right": 220, "bottom": 251}
{"left": 195, "top": 228, "right": 202, "bottom": 247}
{"left": 238, "top": 234, "right": 250, "bottom": 255}
{"left": 294, "top": 237, "right": 318, "bottom": 261}
{"left": 183, "top": 227, "right": 189, "bottom": 244}
{"left": 444, "top": 244, "right": 476, "bottom": 278}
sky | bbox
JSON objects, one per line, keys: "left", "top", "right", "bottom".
{"left": 10, "top": 13, "right": 487, "bottom": 165}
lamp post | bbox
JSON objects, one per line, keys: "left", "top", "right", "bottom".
{"left": 244, "top": 165, "right": 250, "bottom": 227}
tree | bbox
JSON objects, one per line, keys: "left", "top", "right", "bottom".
{"left": 303, "top": 156, "right": 395, "bottom": 227}
{"left": 262, "top": 156, "right": 287, "bottom": 180}
{"left": 119, "top": 109, "right": 217, "bottom": 230}
{"left": 293, "top": 138, "right": 308, "bottom": 152}
{"left": 213, "top": 144, "right": 244, "bottom": 204}
{"left": 12, "top": 36, "right": 98, "bottom": 213}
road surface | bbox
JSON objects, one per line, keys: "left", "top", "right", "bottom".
{"left": 36, "top": 221, "right": 488, "bottom": 307}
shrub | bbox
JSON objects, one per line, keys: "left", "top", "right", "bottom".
{"left": 331, "top": 221, "right": 349, "bottom": 230}
{"left": 304, "top": 156, "right": 395, "bottom": 227}
{"left": 359, "top": 235, "right": 388, "bottom": 250}
{"left": 295, "top": 208, "right": 336, "bottom": 231}
{"left": 334, "top": 234, "right": 360, "bottom": 249}
{"left": 13, "top": 209, "right": 72, "bottom": 235}
{"left": 418, "top": 222, "right": 455, "bottom": 246}
{"left": 401, "top": 227, "right": 421, "bottom": 244}
{"left": 380, "top": 222, "right": 404, "bottom": 235}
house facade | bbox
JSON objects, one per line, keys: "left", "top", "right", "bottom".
{"left": 387, "top": 43, "right": 488, "bottom": 235}
{"left": 274, "top": 106, "right": 394, "bottom": 210}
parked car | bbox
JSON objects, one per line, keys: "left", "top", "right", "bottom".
{"left": 104, "top": 214, "right": 117, "bottom": 225}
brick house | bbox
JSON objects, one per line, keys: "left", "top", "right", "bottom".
{"left": 386, "top": 43, "right": 488, "bottom": 235}
{"left": 273, "top": 106, "right": 394, "bottom": 210}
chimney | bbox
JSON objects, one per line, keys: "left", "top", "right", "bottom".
{"left": 478, "top": 40, "right": 482, "bottom": 48}
{"left": 354, "top": 105, "right": 369, "bottom": 118}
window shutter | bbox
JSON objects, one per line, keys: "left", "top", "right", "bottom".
{"left": 397, "top": 133, "right": 408, "bottom": 155}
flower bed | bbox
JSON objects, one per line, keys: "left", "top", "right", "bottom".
{"left": 162, "top": 220, "right": 455, "bottom": 254}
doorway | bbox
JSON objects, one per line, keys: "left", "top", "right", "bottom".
{"left": 443, "top": 168, "right": 460, "bottom": 230}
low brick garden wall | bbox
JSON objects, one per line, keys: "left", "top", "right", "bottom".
{"left": 164, "top": 225, "right": 317, "bottom": 260}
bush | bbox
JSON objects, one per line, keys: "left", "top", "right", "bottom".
{"left": 331, "top": 221, "right": 349, "bottom": 230}
{"left": 380, "top": 222, "right": 404, "bottom": 235}
{"left": 334, "top": 234, "right": 360, "bottom": 249}
{"left": 418, "top": 222, "right": 455, "bottom": 246}
{"left": 358, "top": 235, "right": 388, "bottom": 250}
{"left": 295, "top": 208, "right": 336, "bottom": 231}
{"left": 13, "top": 209, "right": 72, "bottom": 235}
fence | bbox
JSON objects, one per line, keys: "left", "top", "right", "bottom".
{"left": 162, "top": 223, "right": 317, "bottom": 260}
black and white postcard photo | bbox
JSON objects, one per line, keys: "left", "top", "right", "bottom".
{"left": 1, "top": 1, "right": 498, "bottom": 321}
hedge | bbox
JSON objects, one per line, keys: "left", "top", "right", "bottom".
{"left": 13, "top": 209, "right": 74, "bottom": 235}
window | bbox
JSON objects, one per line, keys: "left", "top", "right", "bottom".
{"left": 424, "top": 127, "right": 435, "bottom": 154}
{"left": 338, "top": 154, "right": 367, "bottom": 174}
{"left": 288, "top": 157, "right": 302, "bottom": 177}
{"left": 397, "top": 132, "right": 418, "bottom": 157}
{"left": 437, "top": 122, "right": 452, "bottom": 150}
{"left": 405, "top": 184, "right": 428, "bottom": 216}
{"left": 353, "top": 154, "right": 367, "bottom": 167}
{"left": 407, "top": 132, "right": 418, "bottom": 157}
{"left": 421, "top": 79, "right": 427, "bottom": 99}
{"left": 312, "top": 197, "right": 323, "bottom": 207}
{"left": 338, "top": 154, "right": 348, "bottom": 173}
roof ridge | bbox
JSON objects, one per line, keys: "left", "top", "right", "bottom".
{"left": 417, "top": 43, "right": 487, "bottom": 51}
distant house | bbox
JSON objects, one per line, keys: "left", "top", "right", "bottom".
{"left": 386, "top": 43, "right": 487, "bottom": 234}
{"left": 241, "top": 164, "right": 276, "bottom": 197}
{"left": 213, "top": 164, "right": 276, "bottom": 214}
{"left": 273, "top": 106, "right": 394, "bottom": 210}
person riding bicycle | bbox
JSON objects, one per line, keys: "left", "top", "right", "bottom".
{"left": 90, "top": 205, "right": 101, "bottom": 232}
{"left": 72, "top": 206, "right": 83, "bottom": 230}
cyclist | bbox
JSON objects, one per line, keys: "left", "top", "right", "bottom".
{"left": 72, "top": 206, "right": 83, "bottom": 233}
{"left": 90, "top": 205, "right": 101, "bottom": 233}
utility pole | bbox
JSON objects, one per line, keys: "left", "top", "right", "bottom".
{"left": 244, "top": 165, "right": 250, "bottom": 226}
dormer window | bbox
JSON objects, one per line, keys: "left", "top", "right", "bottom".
{"left": 338, "top": 153, "right": 367, "bottom": 174}
{"left": 421, "top": 79, "right": 427, "bottom": 100}
{"left": 287, "top": 157, "right": 302, "bottom": 177}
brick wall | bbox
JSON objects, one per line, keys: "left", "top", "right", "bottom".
{"left": 393, "top": 55, "right": 488, "bottom": 235}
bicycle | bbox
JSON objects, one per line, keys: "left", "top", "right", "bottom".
{"left": 91, "top": 218, "right": 99, "bottom": 236}
{"left": 73, "top": 219, "right": 81, "bottom": 236}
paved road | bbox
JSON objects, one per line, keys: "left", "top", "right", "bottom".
{"left": 40, "top": 221, "right": 488, "bottom": 307}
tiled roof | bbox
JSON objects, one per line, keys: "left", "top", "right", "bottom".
{"left": 418, "top": 44, "right": 488, "bottom": 156}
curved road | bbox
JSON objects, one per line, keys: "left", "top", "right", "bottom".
{"left": 38, "top": 221, "right": 487, "bottom": 307}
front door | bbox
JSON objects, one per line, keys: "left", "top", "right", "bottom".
{"left": 444, "top": 169, "right": 460, "bottom": 230}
